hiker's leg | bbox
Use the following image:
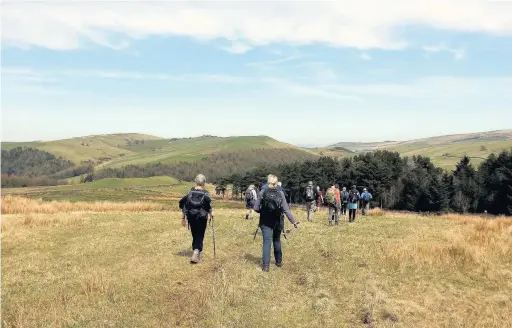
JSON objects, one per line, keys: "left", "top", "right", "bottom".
{"left": 273, "top": 227, "right": 282, "bottom": 265}
{"left": 306, "top": 202, "right": 311, "bottom": 221}
{"left": 261, "top": 225, "right": 273, "bottom": 267}
{"left": 192, "top": 217, "right": 208, "bottom": 252}
{"left": 335, "top": 205, "right": 340, "bottom": 224}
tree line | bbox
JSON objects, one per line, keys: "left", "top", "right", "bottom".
{"left": 218, "top": 150, "right": 512, "bottom": 215}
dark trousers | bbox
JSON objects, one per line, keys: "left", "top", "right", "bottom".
{"left": 189, "top": 216, "right": 208, "bottom": 252}
{"left": 261, "top": 223, "right": 282, "bottom": 266}
{"left": 349, "top": 209, "right": 357, "bottom": 222}
{"left": 341, "top": 203, "right": 347, "bottom": 215}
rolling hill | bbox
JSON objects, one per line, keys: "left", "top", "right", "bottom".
{"left": 330, "top": 129, "right": 512, "bottom": 169}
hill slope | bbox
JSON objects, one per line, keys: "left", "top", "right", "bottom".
{"left": 330, "top": 129, "right": 512, "bottom": 169}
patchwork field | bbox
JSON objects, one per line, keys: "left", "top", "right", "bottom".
{"left": 1, "top": 192, "right": 511, "bottom": 328}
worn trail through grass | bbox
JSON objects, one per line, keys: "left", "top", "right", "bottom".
{"left": 2, "top": 206, "right": 511, "bottom": 328}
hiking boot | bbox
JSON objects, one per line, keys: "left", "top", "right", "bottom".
{"left": 190, "top": 249, "right": 200, "bottom": 263}
{"left": 262, "top": 265, "right": 269, "bottom": 272}
{"left": 245, "top": 214, "right": 249, "bottom": 220}
{"left": 275, "top": 262, "right": 282, "bottom": 268}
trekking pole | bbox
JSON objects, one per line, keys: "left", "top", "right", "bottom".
{"left": 210, "top": 214, "right": 216, "bottom": 258}
{"left": 253, "top": 225, "right": 260, "bottom": 240}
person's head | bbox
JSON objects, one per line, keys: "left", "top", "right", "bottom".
{"left": 343, "top": 187, "right": 346, "bottom": 191}
{"left": 316, "top": 186, "right": 320, "bottom": 191}
{"left": 194, "top": 174, "right": 206, "bottom": 188}
{"left": 363, "top": 188, "right": 367, "bottom": 192}
{"left": 249, "top": 184, "right": 255, "bottom": 189}
{"left": 308, "top": 181, "right": 313, "bottom": 187}
{"left": 267, "top": 174, "right": 278, "bottom": 188}
{"left": 352, "top": 185, "right": 357, "bottom": 190}
{"left": 335, "top": 184, "right": 339, "bottom": 189}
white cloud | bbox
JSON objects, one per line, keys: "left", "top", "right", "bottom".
{"left": 422, "top": 44, "right": 466, "bottom": 59}
{"left": 221, "top": 41, "right": 252, "bottom": 54}
{"left": 2, "top": 1, "right": 512, "bottom": 51}
{"left": 360, "top": 53, "right": 372, "bottom": 61}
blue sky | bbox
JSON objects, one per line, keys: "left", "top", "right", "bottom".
{"left": 1, "top": 1, "right": 512, "bottom": 146}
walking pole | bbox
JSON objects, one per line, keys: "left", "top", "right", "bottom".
{"left": 210, "top": 214, "right": 216, "bottom": 258}
{"left": 253, "top": 225, "right": 259, "bottom": 240}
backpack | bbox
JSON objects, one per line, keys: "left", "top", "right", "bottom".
{"left": 185, "top": 190, "right": 206, "bottom": 217}
{"left": 260, "top": 188, "right": 282, "bottom": 217}
{"left": 342, "top": 191, "right": 349, "bottom": 203}
{"left": 325, "top": 188, "right": 336, "bottom": 205}
{"left": 245, "top": 189, "right": 254, "bottom": 201}
{"left": 305, "top": 187, "right": 315, "bottom": 201}
{"left": 348, "top": 190, "right": 359, "bottom": 203}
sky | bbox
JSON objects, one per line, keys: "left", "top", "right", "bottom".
{"left": 1, "top": 0, "right": 512, "bottom": 146}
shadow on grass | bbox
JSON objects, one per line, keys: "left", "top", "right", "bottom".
{"left": 176, "top": 249, "right": 193, "bottom": 257}
{"left": 243, "top": 253, "right": 261, "bottom": 265}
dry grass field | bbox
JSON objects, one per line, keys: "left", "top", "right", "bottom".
{"left": 1, "top": 196, "right": 511, "bottom": 328}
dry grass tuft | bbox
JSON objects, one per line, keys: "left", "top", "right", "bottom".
{"left": 1, "top": 195, "right": 168, "bottom": 214}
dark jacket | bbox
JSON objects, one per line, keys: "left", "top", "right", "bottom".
{"left": 253, "top": 187, "right": 297, "bottom": 228}
{"left": 179, "top": 187, "right": 212, "bottom": 218}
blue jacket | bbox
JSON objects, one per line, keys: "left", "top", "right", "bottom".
{"left": 361, "top": 192, "right": 373, "bottom": 202}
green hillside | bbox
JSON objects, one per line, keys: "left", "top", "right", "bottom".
{"left": 330, "top": 129, "right": 512, "bottom": 170}
{"left": 103, "top": 135, "right": 300, "bottom": 168}
{"left": 1, "top": 133, "right": 163, "bottom": 164}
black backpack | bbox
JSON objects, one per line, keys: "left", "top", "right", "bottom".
{"left": 261, "top": 188, "right": 282, "bottom": 217}
{"left": 305, "top": 187, "right": 315, "bottom": 201}
{"left": 348, "top": 190, "right": 359, "bottom": 203}
{"left": 185, "top": 190, "right": 206, "bottom": 217}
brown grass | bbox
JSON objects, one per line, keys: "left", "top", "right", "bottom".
{"left": 1, "top": 195, "right": 168, "bottom": 214}
{"left": 2, "top": 206, "right": 511, "bottom": 327}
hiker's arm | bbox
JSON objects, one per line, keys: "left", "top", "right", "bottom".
{"left": 253, "top": 191, "right": 263, "bottom": 213}
{"left": 179, "top": 196, "right": 187, "bottom": 219}
{"left": 203, "top": 192, "right": 214, "bottom": 217}
{"left": 280, "top": 191, "right": 298, "bottom": 225}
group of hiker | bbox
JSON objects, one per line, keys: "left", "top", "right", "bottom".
{"left": 304, "top": 182, "right": 373, "bottom": 224}
{"left": 179, "top": 174, "right": 372, "bottom": 272}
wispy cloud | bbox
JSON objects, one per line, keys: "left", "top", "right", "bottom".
{"left": 422, "top": 44, "right": 466, "bottom": 60}
{"left": 221, "top": 41, "right": 252, "bottom": 54}
{"left": 4, "top": 1, "right": 510, "bottom": 51}
{"left": 1, "top": 67, "right": 250, "bottom": 84}
{"left": 360, "top": 53, "right": 372, "bottom": 61}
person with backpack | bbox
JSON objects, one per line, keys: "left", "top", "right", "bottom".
{"left": 304, "top": 181, "right": 317, "bottom": 222}
{"left": 347, "top": 185, "right": 360, "bottom": 222}
{"left": 253, "top": 174, "right": 299, "bottom": 272}
{"left": 244, "top": 184, "right": 258, "bottom": 220}
{"left": 324, "top": 184, "right": 339, "bottom": 225}
{"left": 179, "top": 174, "right": 214, "bottom": 264}
{"left": 341, "top": 186, "right": 349, "bottom": 217}
{"left": 360, "top": 188, "right": 373, "bottom": 215}
{"left": 316, "top": 186, "right": 324, "bottom": 211}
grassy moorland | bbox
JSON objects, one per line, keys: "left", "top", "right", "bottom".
{"left": 1, "top": 194, "right": 511, "bottom": 328}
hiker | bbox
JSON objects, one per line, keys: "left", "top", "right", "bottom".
{"left": 340, "top": 186, "right": 349, "bottom": 216}
{"left": 347, "top": 185, "right": 360, "bottom": 222}
{"left": 253, "top": 174, "right": 299, "bottom": 272}
{"left": 361, "top": 188, "right": 373, "bottom": 215}
{"left": 324, "top": 184, "right": 340, "bottom": 225}
{"left": 334, "top": 184, "right": 341, "bottom": 225}
{"left": 304, "top": 181, "right": 317, "bottom": 222}
{"left": 179, "top": 174, "right": 214, "bottom": 264}
{"left": 316, "top": 186, "right": 324, "bottom": 210}
{"left": 245, "top": 184, "right": 258, "bottom": 220}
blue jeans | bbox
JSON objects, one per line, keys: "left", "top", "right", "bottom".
{"left": 260, "top": 224, "right": 282, "bottom": 266}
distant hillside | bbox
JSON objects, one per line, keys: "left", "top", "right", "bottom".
{"left": 330, "top": 129, "right": 512, "bottom": 169}
{"left": 2, "top": 133, "right": 163, "bottom": 164}
{"left": 1, "top": 134, "right": 320, "bottom": 186}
